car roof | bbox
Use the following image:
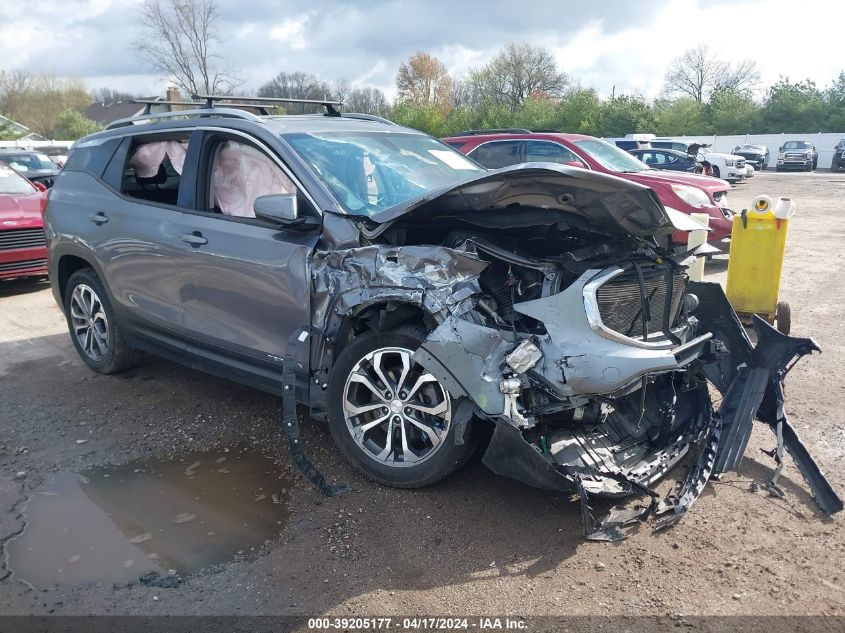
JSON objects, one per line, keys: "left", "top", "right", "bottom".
{"left": 632, "top": 148, "right": 689, "bottom": 157}
{"left": 73, "top": 111, "right": 424, "bottom": 147}
{"left": 442, "top": 131, "right": 597, "bottom": 143}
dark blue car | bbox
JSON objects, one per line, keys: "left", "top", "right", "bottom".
{"left": 629, "top": 148, "right": 701, "bottom": 173}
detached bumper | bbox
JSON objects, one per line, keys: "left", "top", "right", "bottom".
{"left": 414, "top": 277, "right": 841, "bottom": 540}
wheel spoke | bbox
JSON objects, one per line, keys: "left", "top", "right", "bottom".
{"left": 375, "top": 420, "right": 395, "bottom": 461}
{"left": 371, "top": 350, "right": 394, "bottom": 394}
{"left": 357, "top": 412, "right": 390, "bottom": 435}
{"left": 348, "top": 372, "right": 388, "bottom": 402}
{"left": 406, "top": 415, "right": 442, "bottom": 447}
{"left": 346, "top": 401, "right": 387, "bottom": 417}
{"left": 404, "top": 372, "right": 437, "bottom": 401}
{"left": 399, "top": 419, "right": 419, "bottom": 463}
{"left": 406, "top": 399, "right": 448, "bottom": 417}
{"left": 395, "top": 351, "right": 412, "bottom": 394}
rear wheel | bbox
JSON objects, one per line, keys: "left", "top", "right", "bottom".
{"left": 327, "top": 327, "right": 476, "bottom": 488}
{"left": 64, "top": 268, "right": 141, "bottom": 374}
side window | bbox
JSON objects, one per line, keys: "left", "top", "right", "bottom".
{"left": 469, "top": 140, "right": 523, "bottom": 169}
{"left": 524, "top": 140, "right": 579, "bottom": 164}
{"left": 639, "top": 151, "right": 656, "bottom": 165}
{"left": 664, "top": 153, "right": 678, "bottom": 164}
{"left": 205, "top": 137, "right": 297, "bottom": 219}
{"left": 120, "top": 136, "right": 189, "bottom": 207}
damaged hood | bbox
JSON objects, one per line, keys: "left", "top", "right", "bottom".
{"left": 370, "top": 164, "right": 676, "bottom": 237}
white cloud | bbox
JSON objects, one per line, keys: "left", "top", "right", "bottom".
{"left": 269, "top": 16, "right": 309, "bottom": 50}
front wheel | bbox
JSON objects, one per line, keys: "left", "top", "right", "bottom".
{"left": 712, "top": 165, "right": 721, "bottom": 178}
{"left": 327, "top": 327, "right": 477, "bottom": 488}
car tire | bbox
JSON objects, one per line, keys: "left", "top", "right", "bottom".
{"left": 64, "top": 268, "right": 142, "bottom": 374}
{"left": 712, "top": 165, "right": 720, "bottom": 178}
{"left": 326, "top": 325, "right": 477, "bottom": 488}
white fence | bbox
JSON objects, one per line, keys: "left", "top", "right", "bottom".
{"left": 0, "top": 140, "right": 74, "bottom": 150}
{"left": 655, "top": 133, "right": 845, "bottom": 169}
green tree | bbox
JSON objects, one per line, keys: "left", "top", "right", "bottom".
{"left": 390, "top": 103, "right": 449, "bottom": 136}
{"left": 555, "top": 88, "right": 601, "bottom": 134}
{"left": 825, "top": 71, "right": 845, "bottom": 130}
{"left": 596, "top": 95, "right": 655, "bottom": 136}
{"left": 53, "top": 109, "right": 102, "bottom": 140}
{"left": 759, "top": 78, "right": 826, "bottom": 132}
{"left": 706, "top": 88, "right": 759, "bottom": 134}
{"left": 653, "top": 98, "right": 707, "bottom": 135}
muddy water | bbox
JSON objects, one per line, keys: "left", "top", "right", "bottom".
{"left": 8, "top": 449, "right": 292, "bottom": 586}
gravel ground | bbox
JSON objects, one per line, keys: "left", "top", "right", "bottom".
{"left": 1, "top": 170, "right": 844, "bottom": 618}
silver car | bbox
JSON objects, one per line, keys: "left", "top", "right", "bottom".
{"left": 45, "top": 99, "right": 841, "bottom": 540}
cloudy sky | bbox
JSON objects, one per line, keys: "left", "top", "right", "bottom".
{"left": 1, "top": 0, "right": 842, "bottom": 101}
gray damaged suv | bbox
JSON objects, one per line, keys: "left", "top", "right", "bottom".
{"left": 45, "top": 97, "right": 841, "bottom": 539}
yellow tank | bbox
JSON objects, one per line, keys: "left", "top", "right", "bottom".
{"left": 725, "top": 196, "right": 793, "bottom": 333}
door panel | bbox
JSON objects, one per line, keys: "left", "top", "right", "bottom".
{"left": 176, "top": 214, "right": 316, "bottom": 362}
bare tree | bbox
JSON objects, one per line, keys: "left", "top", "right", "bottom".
{"left": 0, "top": 71, "right": 91, "bottom": 138}
{"left": 664, "top": 45, "right": 760, "bottom": 102}
{"left": 134, "top": 0, "right": 239, "bottom": 97}
{"left": 395, "top": 51, "right": 453, "bottom": 112}
{"left": 717, "top": 58, "right": 761, "bottom": 94}
{"left": 344, "top": 86, "right": 390, "bottom": 117}
{"left": 257, "top": 71, "right": 333, "bottom": 113}
{"left": 468, "top": 43, "right": 569, "bottom": 111}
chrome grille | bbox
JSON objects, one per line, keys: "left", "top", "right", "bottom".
{"left": 0, "top": 228, "right": 46, "bottom": 251}
{"left": 596, "top": 269, "right": 686, "bottom": 338}
{"left": 0, "top": 258, "right": 47, "bottom": 272}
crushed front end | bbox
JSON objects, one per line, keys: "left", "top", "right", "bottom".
{"left": 363, "top": 165, "right": 842, "bottom": 539}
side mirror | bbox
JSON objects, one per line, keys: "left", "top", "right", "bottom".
{"left": 563, "top": 159, "right": 586, "bottom": 169}
{"left": 253, "top": 193, "right": 298, "bottom": 225}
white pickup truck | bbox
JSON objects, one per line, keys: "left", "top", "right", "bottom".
{"left": 649, "top": 138, "right": 746, "bottom": 182}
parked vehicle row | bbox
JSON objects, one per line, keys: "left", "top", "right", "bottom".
{"left": 443, "top": 130, "right": 734, "bottom": 246}
{"left": 0, "top": 149, "right": 61, "bottom": 189}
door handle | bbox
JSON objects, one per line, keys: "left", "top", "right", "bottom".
{"left": 88, "top": 212, "right": 108, "bottom": 225}
{"left": 180, "top": 232, "right": 208, "bottom": 247}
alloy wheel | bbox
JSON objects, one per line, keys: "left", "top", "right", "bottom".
{"left": 342, "top": 346, "right": 451, "bottom": 467}
{"left": 69, "top": 284, "right": 110, "bottom": 362}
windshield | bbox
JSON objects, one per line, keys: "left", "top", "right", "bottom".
{"left": 574, "top": 138, "right": 649, "bottom": 173}
{"left": 1, "top": 152, "right": 56, "bottom": 172}
{"left": 283, "top": 131, "right": 483, "bottom": 216}
{"left": 739, "top": 145, "right": 763, "bottom": 151}
{"left": 782, "top": 141, "right": 810, "bottom": 150}
{"left": 0, "top": 163, "right": 37, "bottom": 194}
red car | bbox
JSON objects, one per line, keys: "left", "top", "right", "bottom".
{"left": 442, "top": 130, "right": 734, "bottom": 245}
{"left": 0, "top": 161, "right": 48, "bottom": 280}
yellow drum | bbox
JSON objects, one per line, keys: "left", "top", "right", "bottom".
{"left": 725, "top": 195, "right": 795, "bottom": 334}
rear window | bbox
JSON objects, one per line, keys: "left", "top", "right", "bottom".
{"left": 119, "top": 137, "right": 189, "bottom": 207}
{"left": 468, "top": 141, "right": 522, "bottom": 169}
{"left": 1, "top": 152, "right": 56, "bottom": 172}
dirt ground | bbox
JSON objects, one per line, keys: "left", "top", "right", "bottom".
{"left": 1, "top": 170, "right": 844, "bottom": 619}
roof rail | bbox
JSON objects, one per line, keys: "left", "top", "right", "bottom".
{"left": 451, "top": 128, "right": 533, "bottom": 137}
{"left": 132, "top": 98, "right": 280, "bottom": 116}
{"left": 106, "top": 107, "right": 264, "bottom": 130}
{"left": 192, "top": 94, "right": 343, "bottom": 117}
{"left": 340, "top": 112, "right": 397, "bottom": 125}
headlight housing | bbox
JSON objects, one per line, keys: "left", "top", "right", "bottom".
{"left": 804, "top": 151, "right": 812, "bottom": 158}
{"left": 778, "top": 153, "right": 785, "bottom": 160}
{"left": 671, "top": 184, "right": 711, "bottom": 208}
{"left": 725, "top": 159, "right": 735, "bottom": 166}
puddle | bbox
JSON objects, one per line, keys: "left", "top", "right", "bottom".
{"left": 7, "top": 449, "right": 292, "bottom": 586}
